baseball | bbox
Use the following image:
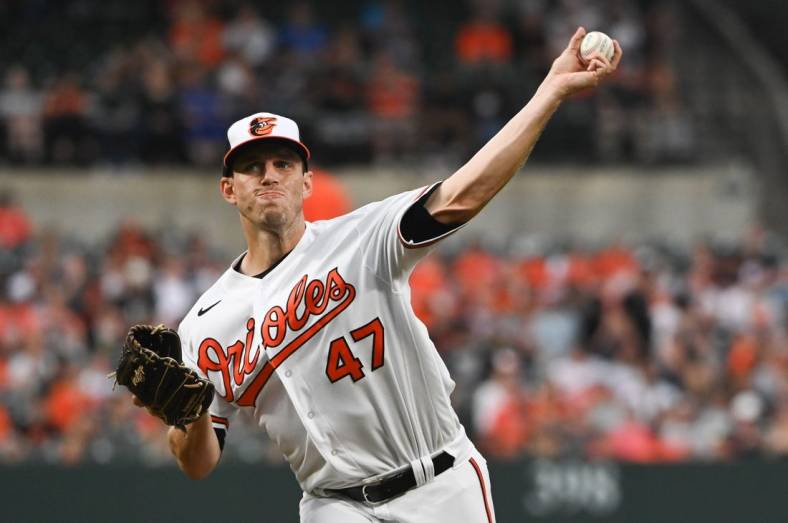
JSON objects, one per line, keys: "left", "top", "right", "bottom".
{"left": 580, "top": 31, "right": 614, "bottom": 63}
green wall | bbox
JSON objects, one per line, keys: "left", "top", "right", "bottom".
{"left": 7, "top": 459, "right": 788, "bottom": 522}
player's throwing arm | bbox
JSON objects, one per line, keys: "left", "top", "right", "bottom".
{"left": 423, "top": 27, "right": 621, "bottom": 225}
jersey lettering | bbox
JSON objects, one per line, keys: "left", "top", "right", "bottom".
{"left": 197, "top": 268, "right": 357, "bottom": 405}
{"left": 324, "top": 317, "right": 386, "bottom": 384}
{"left": 325, "top": 337, "right": 365, "bottom": 383}
{"left": 197, "top": 318, "right": 259, "bottom": 402}
{"left": 350, "top": 317, "right": 385, "bottom": 371}
{"left": 237, "top": 268, "right": 356, "bottom": 406}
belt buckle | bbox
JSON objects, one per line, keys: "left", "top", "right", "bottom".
{"left": 361, "top": 484, "right": 376, "bottom": 504}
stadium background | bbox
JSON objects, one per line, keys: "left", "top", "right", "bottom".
{"left": 2, "top": 0, "right": 788, "bottom": 521}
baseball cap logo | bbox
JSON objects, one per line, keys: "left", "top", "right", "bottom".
{"left": 249, "top": 116, "right": 277, "bottom": 136}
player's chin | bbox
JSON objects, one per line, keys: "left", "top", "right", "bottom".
{"left": 257, "top": 208, "right": 290, "bottom": 228}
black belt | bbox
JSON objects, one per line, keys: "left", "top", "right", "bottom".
{"left": 328, "top": 451, "right": 455, "bottom": 504}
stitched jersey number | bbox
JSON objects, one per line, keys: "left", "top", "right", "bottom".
{"left": 325, "top": 318, "right": 385, "bottom": 383}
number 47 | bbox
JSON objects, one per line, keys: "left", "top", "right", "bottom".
{"left": 325, "top": 318, "right": 385, "bottom": 383}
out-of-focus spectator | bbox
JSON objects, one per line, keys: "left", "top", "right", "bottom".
{"left": 153, "top": 256, "right": 196, "bottom": 326}
{"left": 513, "top": 2, "right": 549, "bottom": 72}
{"left": 0, "top": 66, "right": 43, "bottom": 163}
{"left": 42, "top": 73, "right": 91, "bottom": 165}
{"left": 421, "top": 71, "right": 471, "bottom": 166}
{"left": 360, "top": 0, "right": 420, "bottom": 67}
{"left": 409, "top": 254, "right": 455, "bottom": 330}
{"left": 169, "top": 1, "right": 225, "bottom": 68}
{"left": 222, "top": 4, "right": 277, "bottom": 68}
{"left": 139, "top": 59, "right": 187, "bottom": 164}
{"left": 473, "top": 348, "right": 529, "bottom": 458}
{"left": 311, "top": 27, "right": 371, "bottom": 164}
{"left": 177, "top": 67, "right": 226, "bottom": 166}
{"left": 279, "top": 2, "right": 329, "bottom": 60}
{"left": 366, "top": 51, "right": 421, "bottom": 163}
{"left": 0, "top": 190, "right": 32, "bottom": 251}
{"left": 92, "top": 54, "right": 140, "bottom": 165}
{"left": 455, "top": 3, "right": 513, "bottom": 65}
{"left": 44, "top": 365, "right": 93, "bottom": 434}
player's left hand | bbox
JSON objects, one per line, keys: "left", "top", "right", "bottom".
{"left": 545, "top": 27, "right": 622, "bottom": 99}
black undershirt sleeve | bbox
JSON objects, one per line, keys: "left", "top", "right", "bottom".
{"left": 214, "top": 427, "right": 226, "bottom": 452}
{"left": 399, "top": 183, "right": 465, "bottom": 244}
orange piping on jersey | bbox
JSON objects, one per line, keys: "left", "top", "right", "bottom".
{"left": 210, "top": 415, "right": 229, "bottom": 428}
{"left": 236, "top": 272, "right": 357, "bottom": 406}
{"left": 470, "top": 457, "right": 494, "bottom": 523}
{"left": 398, "top": 228, "right": 452, "bottom": 250}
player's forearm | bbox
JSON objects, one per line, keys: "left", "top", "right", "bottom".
{"left": 168, "top": 412, "right": 221, "bottom": 480}
{"left": 425, "top": 79, "right": 564, "bottom": 223}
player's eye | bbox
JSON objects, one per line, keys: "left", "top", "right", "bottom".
{"left": 275, "top": 160, "right": 293, "bottom": 169}
{"left": 238, "top": 161, "right": 263, "bottom": 174}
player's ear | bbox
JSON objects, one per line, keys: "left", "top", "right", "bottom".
{"left": 220, "top": 176, "right": 237, "bottom": 205}
{"left": 302, "top": 170, "right": 313, "bottom": 200}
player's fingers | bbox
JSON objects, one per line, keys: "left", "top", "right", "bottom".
{"left": 611, "top": 40, "right": 623, "bottom": 69}
{"left": 566, "top": 26, "right": 586, "bottom": 52}
{"left": 132, "top": 395, "right": 144, "bottom": 407}
{"left": 586, "top": 57, "right": 606, "bottom": 73}
{"left": 586, "top": 51, "right": 612, "bottom": 69}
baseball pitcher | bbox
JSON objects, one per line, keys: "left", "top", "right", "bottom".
{"left": 126, "top": 27, "right": 621, "bottom": 522}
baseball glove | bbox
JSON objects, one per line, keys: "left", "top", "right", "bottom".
{"left": 112, "top": 324, "right": 214, "bottom": 431}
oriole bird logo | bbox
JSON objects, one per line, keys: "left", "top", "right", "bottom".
{"left": 249, "top": 116, "right": 277, "bottom": 136}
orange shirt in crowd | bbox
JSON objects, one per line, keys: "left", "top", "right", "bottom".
{"left": 169, "top": 11, "right": 225, "bottom": 67}
{"left": 0, "top": 303, "right": 40, "bottom": 343}
{"left": 0, "top": 358, "right": 7, "bottom": 390}
{"left": 367, "top": 61, "right": 419, "bottom": 119}
{"left": 44, "top": 378, "right": 92, "bottom": 432}
{"left": 593, "top": 420, "right": 689, "bottom": 462}
{"left": 519, "top": 257, "right": 549, "bottom": 289}
{"left": 43, "top": 82, "right": 86, "bottom": 118}
{"left": 0, "top": 406, "right": 10, "bottom": 443}
{"left": 595, "top": 245, "right": 639, "bottom": 279}
{"left": 409, "top": 256, "right": 450, "bottom": 327}
{"left": 0, "top": 205, "right": 32, "bottom": 249}
{"left": 453, "top": 248, "right": 501, "bottom": 293}
{"left": 455, "top": 21, "right": 513, "bottom": 64}
{"left": 485, "top": 398, "right": 530, "bottom": 458}
{"left": 728, "top": 334, "right": 758, "bottom": 380}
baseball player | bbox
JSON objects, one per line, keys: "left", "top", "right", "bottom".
{"left": 148, "top": 28, "right": 620, "bottom": 522}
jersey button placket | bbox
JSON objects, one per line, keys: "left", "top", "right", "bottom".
{"left": 307, "top": 411, "right": 315, "bottom": 419}
{"left": 284, "top": 370, "right": 292, "bottom": 378}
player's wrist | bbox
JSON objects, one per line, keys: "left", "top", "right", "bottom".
{"left": 538, "top": 75, "right": 571, "bottom": 103}
{"left": 531, "top": 76, "right": 568, "bottom": 111}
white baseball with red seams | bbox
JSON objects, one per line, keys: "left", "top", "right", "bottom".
{"left": 178, "top": 181, "right": 495, "bottom": 522}
{"left": 580, "top": 31, "right": 614, "bottom": 63}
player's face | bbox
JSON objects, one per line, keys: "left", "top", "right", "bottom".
{"left": 221, "top": 143, "right": 312, "bottom": 231}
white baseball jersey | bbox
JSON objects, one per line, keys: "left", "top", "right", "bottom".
{"left": 179, "top": 183, "right": 473, "bottom": 493}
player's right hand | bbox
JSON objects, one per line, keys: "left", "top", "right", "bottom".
{"left": 545, "top": 27, "right": 622, "bottom": 99}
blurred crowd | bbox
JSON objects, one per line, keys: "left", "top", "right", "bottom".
{"left": 2, "top": 191, "right": 788, "bottom": 465}
{"left": 0, "top": 0, "right": 692, "bottom": 170}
